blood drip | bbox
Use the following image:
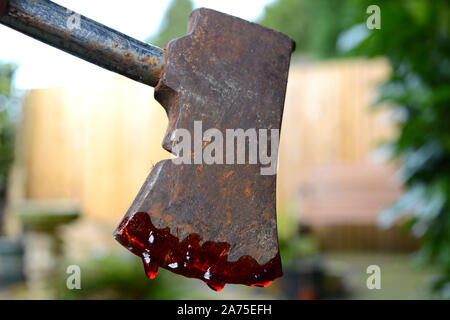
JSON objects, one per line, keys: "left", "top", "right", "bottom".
{"left": 115, "top": 212, "right": 282, "bottom": 291}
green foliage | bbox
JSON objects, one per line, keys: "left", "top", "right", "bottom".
{"left": 55, "top": 252, "right": 207, "bottom": 299}
{"left": 149, "top": 0, "right": 193, "bottom": 48}
{"left": 0, "top": 64, "right": 16, "bottom": 198}
{"left": 260, "top": 0, "right": 450, "bottom": 298}
{"left": 258, "top": 0, "right": 360, "bottom": 58}
{"left": 277, "top": 207, "right": 318, "bottom": 265}
{"left": 345, "top": 0, "right": 450, "bottom": 298}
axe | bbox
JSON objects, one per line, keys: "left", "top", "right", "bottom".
{"left": 1, "top": 0, "right": 295, "bottom": 291}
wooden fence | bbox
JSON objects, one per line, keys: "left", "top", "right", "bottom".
{"left": 12, "top": 58, "right": 393, "bottom": 225}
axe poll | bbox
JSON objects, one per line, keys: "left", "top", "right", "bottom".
{"left": 0, "top": 0, "right": 295, "bottom": 290}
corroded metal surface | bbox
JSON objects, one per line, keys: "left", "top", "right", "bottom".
{"left": 115, "top": 8, "right": 295, "bottom": 287}
{"left": 0, "top": 0, "right": 164, "bottom": 87}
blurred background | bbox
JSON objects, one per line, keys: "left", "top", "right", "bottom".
{"left": 0, "top": 0, "right": 449, "bottom": 299}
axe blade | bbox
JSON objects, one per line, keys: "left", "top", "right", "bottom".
{"left": 114, "top": 8, "right": 295, "bottom": 291}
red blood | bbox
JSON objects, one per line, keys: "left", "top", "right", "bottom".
{"left": 250, "top": 281, "right": 273, "bottom": 287}
{"left": 115, "top": 212, "right": 282, "bottom": 291}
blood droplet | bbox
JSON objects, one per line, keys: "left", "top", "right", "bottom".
{"left": 115, "top": 212, "right": 282, "bottom": 291}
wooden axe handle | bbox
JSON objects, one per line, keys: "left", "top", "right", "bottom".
{"left": 0, "top": 0, "right": 165, "bottom": 87}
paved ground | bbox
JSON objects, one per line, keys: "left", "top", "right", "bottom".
{"left": 0, "top": 251, "right": 439, "bottom": 300}
{"left": 324, "top": 252, "right": 439, "bottom": 299}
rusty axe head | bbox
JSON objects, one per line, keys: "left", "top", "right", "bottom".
{"left": 114, "top": 8, "right": 294, "bottom": 291}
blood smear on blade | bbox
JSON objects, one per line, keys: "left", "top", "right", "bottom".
{"left": 115, "top": 211, "right": 282, "bottom": 291}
